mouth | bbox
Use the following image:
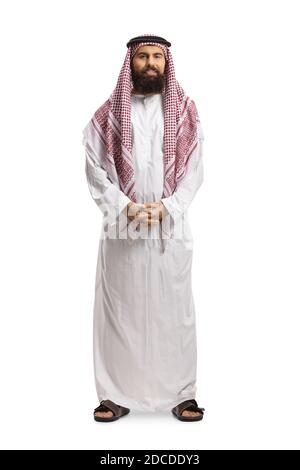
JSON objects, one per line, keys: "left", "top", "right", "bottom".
{"left": 144, "top": 70, "right": 158, "bottom": 76}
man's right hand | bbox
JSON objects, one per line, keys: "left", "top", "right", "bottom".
{"left": 127, "top": 202, "right": 159, "bottom": 225}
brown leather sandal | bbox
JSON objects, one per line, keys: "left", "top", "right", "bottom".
{"left": 172, "top": 399, "right": 205, "bottom": 422}
{"left": 93, "top": 399, "right": 130, "bottom": 422}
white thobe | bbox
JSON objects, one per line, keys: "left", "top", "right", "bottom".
{"left": 84, "top": 93, "right": 204, "bottom": 412}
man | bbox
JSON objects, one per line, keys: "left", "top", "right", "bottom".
{"left": 82, "top": 34, "right": 205, "bottom": 422}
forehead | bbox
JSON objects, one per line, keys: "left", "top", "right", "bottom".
{"left": 135, "top": 45, "right": 164, "bottom": 55}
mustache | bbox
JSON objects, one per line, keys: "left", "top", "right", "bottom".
{"left": 143, "top": 67, "right": 159, "bottom": 73}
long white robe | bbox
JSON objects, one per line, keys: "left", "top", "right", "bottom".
{"left": 84, "top": 93, "right": 204, "bottom": 412}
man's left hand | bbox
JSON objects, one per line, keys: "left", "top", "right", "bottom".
{"left": 143, "top": 201, "right": 167, "bottom": 225}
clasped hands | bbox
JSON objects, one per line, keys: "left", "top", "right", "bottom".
{"left": 127, "top": 201, "right": 167, "bottom": 226}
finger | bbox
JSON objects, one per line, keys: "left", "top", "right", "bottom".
{"left": 147, "top": 218, "right": 159, "bottom": 225}
{"left": 138, "top": 215, "right": 158, "bottom": 225}
{"left": 128, "top": 206, "right": 146, "bottom": 219}
{"left": 135, "top": 213, "right": 148, "bottom": 221}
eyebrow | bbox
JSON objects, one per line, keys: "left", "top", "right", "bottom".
{"left": 137, "top": 52, "right": 163, "bottom": 56}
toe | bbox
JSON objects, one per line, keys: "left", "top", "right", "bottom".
{"left": 181, "top": 410, "right": 202, "bottom": 417}
{"left": 95, "top": 410, "right": 114, "bottom": 418}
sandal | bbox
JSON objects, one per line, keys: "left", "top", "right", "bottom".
{"left": 172, "top": 399, "right": 205, "bottom": 422}
{"left": 93, "top": 399, "right": 130, "bottom": 422}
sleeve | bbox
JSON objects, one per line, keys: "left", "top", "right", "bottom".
{"left": 160, "top": 122, "right": 204, "bottom": 223}
{"left": 84, "top": 139, "right": 131, "bottom": 225}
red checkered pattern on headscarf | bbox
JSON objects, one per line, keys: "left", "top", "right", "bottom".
{"left": 83, "top": 33, "right": 201, "bottom": 203}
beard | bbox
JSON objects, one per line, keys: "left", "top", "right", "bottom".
{"left": 131, "top": 67, "right": 166, "bottom": 94}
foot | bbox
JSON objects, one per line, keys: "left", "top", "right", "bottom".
{"left": 94, "top": 409, "right": 114, "bottom": 418}
{"left": 181, "top": 408, "right": 203, "bottom": 418}
{"left": 172, "top": 399, "right": 205, "bottom": 421}
{"left": 93, "top": 399, "right": 130, "bottom": 421}
{"left": 94, "top": 400, "right": 114, "bottom": 418}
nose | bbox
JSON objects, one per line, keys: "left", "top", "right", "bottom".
{"left": 146, "top": 57, "right": 155, "bottom": 68}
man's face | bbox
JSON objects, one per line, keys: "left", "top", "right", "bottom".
{"left": 131, "top": 45, "right": 166, "bottom": 94}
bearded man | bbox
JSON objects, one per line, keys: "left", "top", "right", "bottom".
{"left": 82, "top": 34, "right": 205, "bottom": 422}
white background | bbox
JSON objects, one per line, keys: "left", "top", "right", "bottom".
{"left": 0, "top": 0, "right": 299, "bottom": 450}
